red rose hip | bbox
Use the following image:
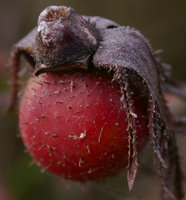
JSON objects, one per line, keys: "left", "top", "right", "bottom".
{"left": 19, "top": 69, "right": 148, "bottom": 181}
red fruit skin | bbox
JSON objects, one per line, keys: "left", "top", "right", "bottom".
{"left": 19, "top": 69, "right": 148, "bottom": 181}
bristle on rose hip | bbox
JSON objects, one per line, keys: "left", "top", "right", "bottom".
{"left": 19, "top": 68, "right": 149, "bottom": 181}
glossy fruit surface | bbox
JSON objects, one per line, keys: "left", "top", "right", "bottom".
{"left": 19, "top": 69, "right": 148, "bottom": 181}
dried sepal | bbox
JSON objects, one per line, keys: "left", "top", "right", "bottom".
{"left": 114, "top": 69, "right": 139, "bottom": 191}
{"left": 93, "top": 26, "right": 184, "bottom": 199}
{"left": 7, "top": 28, "right": 36, "bottom": 112}
{"left": 124, "top": 74, "right": 138, "bottom": 191}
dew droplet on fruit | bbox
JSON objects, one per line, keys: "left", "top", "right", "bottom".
{"left": 53, "top": 90, "right": 60, "bottom": 95}
{"left": 32, "top": 135, "right": 36, "bottom": 139}
{"left": 31, "top": 106, "right": 36, "bottom": 110}
{"left": 57, "top": 161, "right": 62, "bottom": 165}
{"left": 78, "top": 158, "right": 84, "bottom": 167}
{"left": 68, "top": 95, "right": 75, "bottom": 99}
{"left": 58, "top": 80, "right": 65, "bottom": 84}
{"left": 111, "top": 153, "right": 115, "bottom": 159}
{"left": 88, "top": 168, "right": 92, "bottom": 174}
{"left": 52, "top": 147, "right": 56, "bottom": 150}
{"left": 48, "top": 153, "right": 52, "bottom": 157}
{"left": 43, "top": 131, "right": 49, "bottom": 135}
{"left": 50, "top": 133, "right": 58, "bottom": 138}
{"left": 86, "top": 145, "right": 91, "bottom": 154}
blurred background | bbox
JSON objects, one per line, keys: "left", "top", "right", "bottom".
{"left": 0, "top": 0, "right": 186, "bottom": 200}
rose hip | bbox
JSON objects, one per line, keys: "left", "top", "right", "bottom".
{"left": 19, "top": 68, "right": 148, "bottom": 181}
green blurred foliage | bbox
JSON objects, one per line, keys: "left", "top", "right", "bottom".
{"left": 0, "top": 1, "right": 185, "bottom": 200}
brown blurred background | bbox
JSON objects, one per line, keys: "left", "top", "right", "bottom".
{"left": 0, "top": 0, "right": 186, "bottom": 200}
